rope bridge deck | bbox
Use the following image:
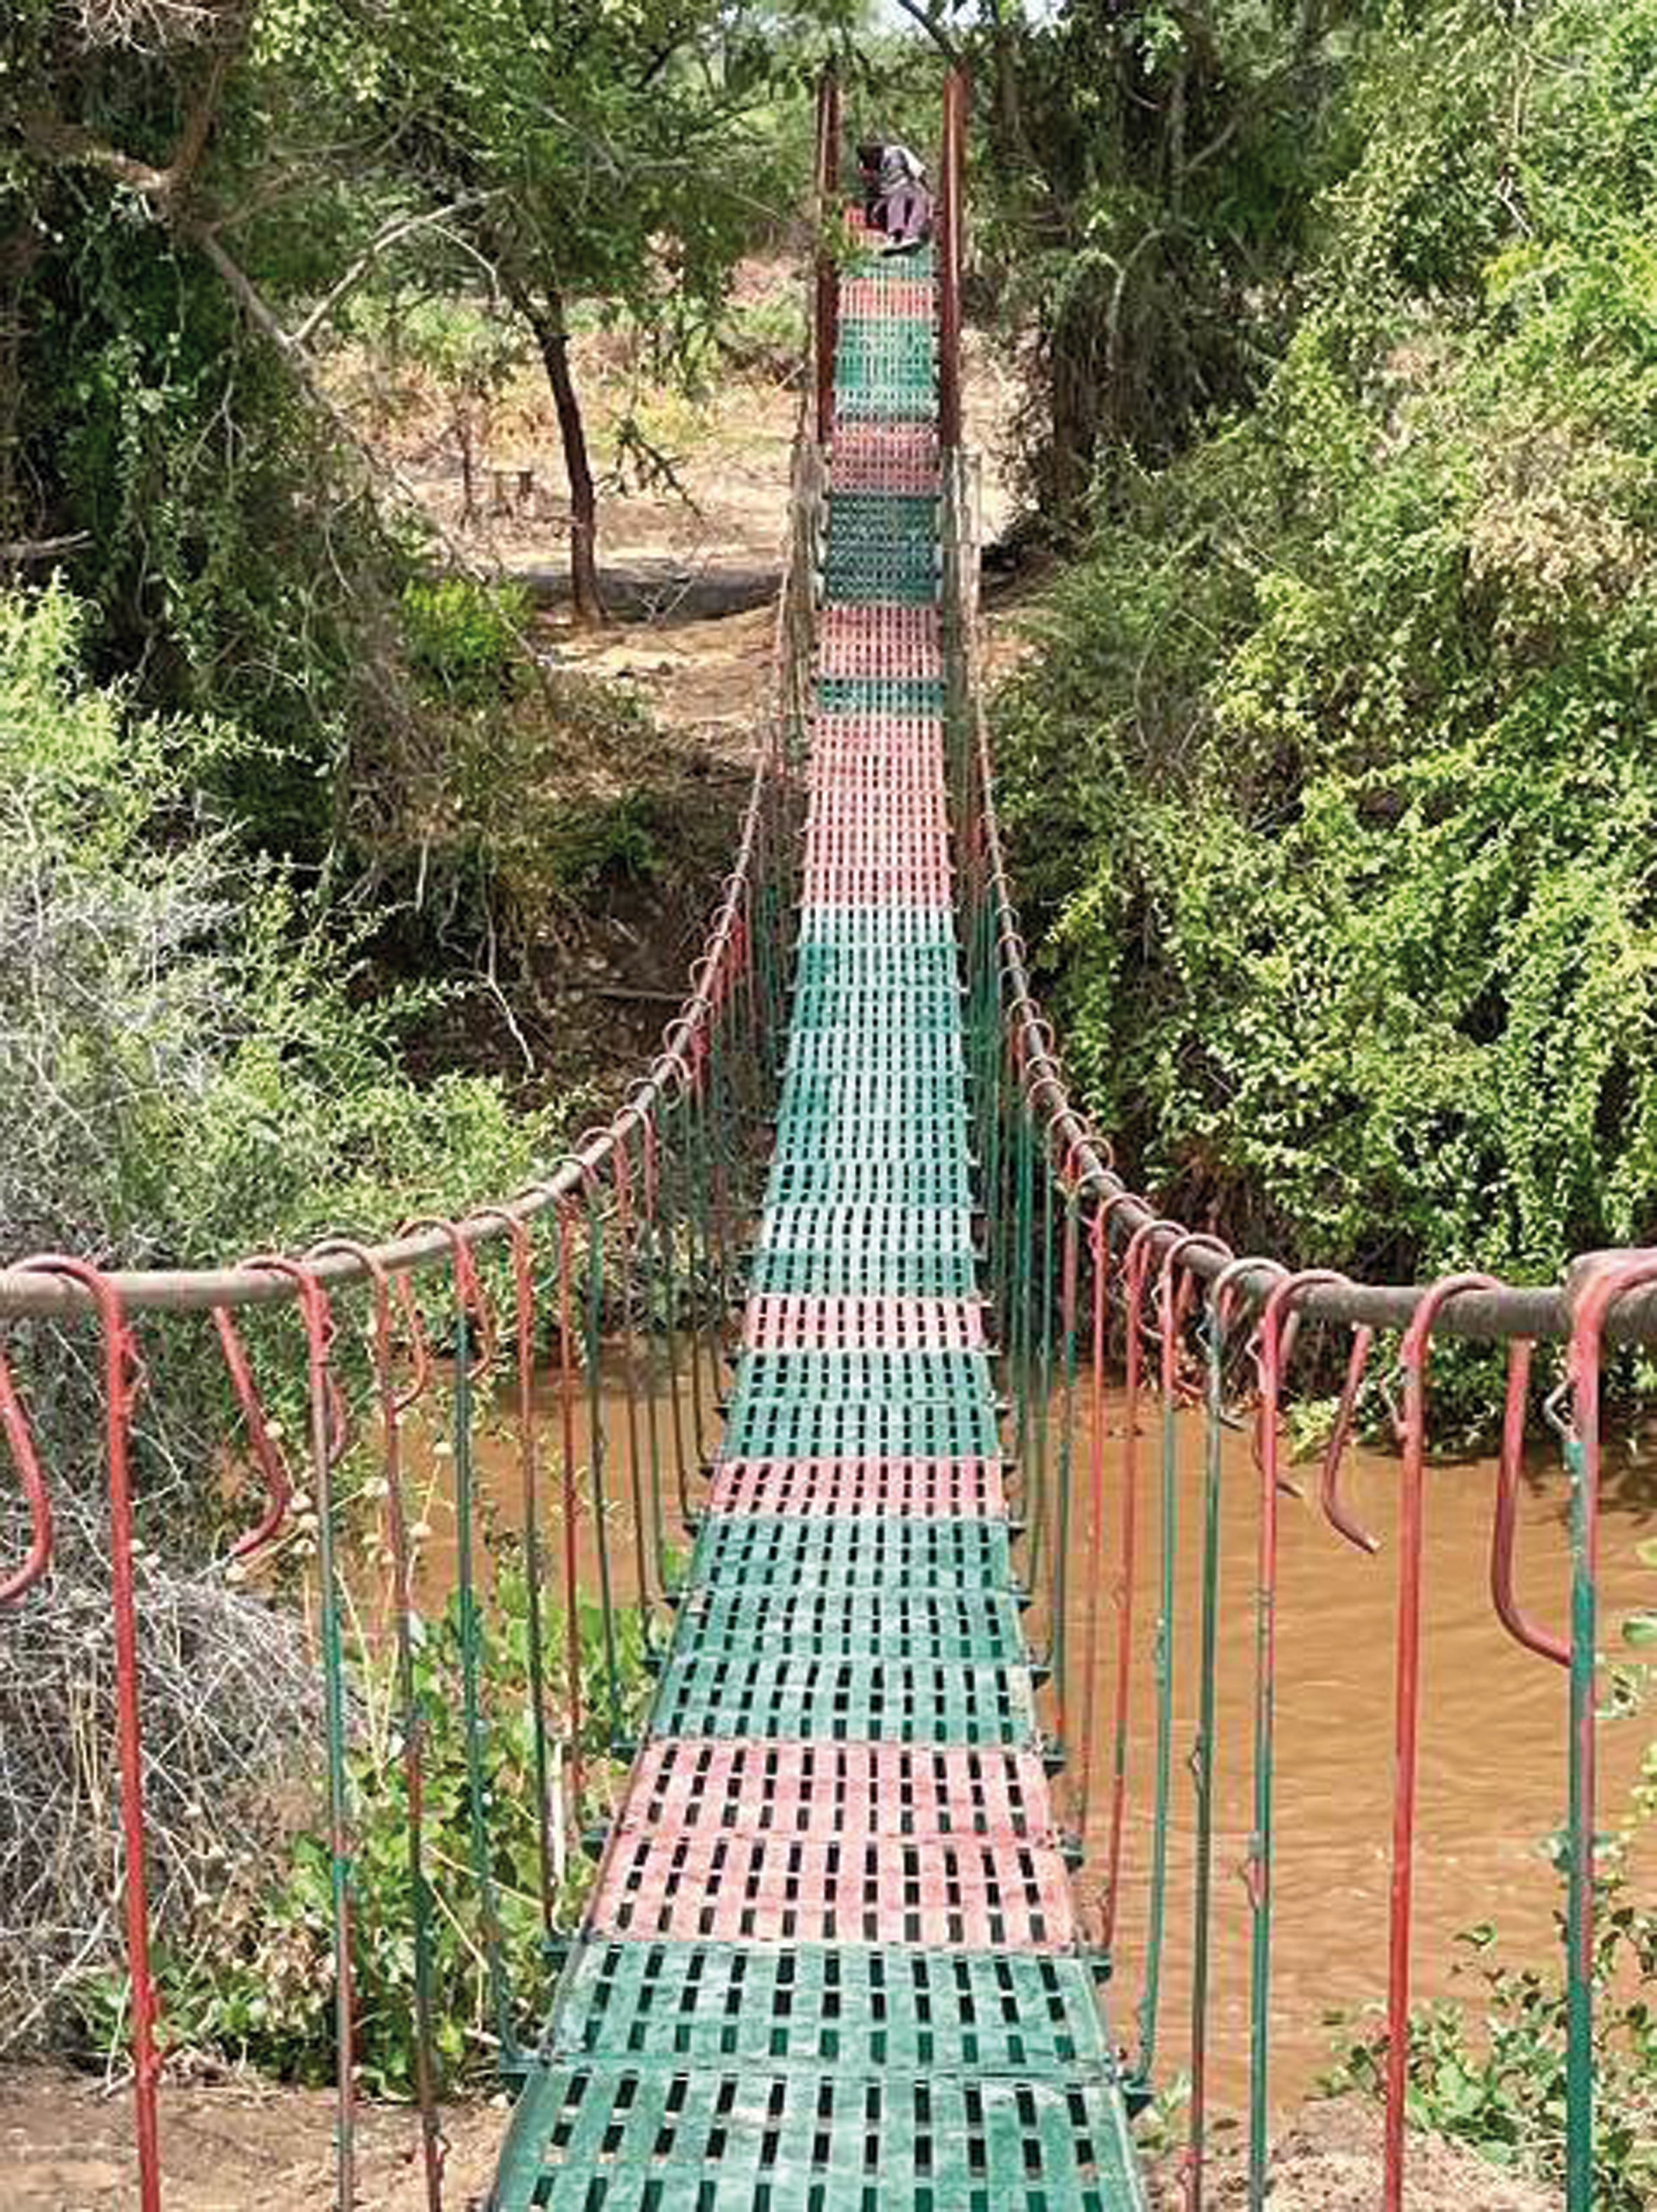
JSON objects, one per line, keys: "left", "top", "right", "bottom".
{"left": 491, "top": 235, "right": 1146, "bottom": 2209}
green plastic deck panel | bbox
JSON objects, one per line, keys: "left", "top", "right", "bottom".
{"left": 493, "top": 2064, "right": 1142, "bottom": 2210}
{"left": 685, "top": 1515, "right": 1019, "bottom": 1595}
{"left": 817, "top": 673, "right": 946, "bottom": 716}
{"left": 490, "top": 222, "right": 1146, "bottom": 2211}
{"left": 647, "top": 1654, "right": 1040, "bottom": 1744}
{"left": 543, "top": 1948, "right": 1110, "bottom": 2070}
{"left": 671, "top": 1586, "right": 1027, "bottom": 1664}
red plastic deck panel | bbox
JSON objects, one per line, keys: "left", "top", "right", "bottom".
{"left": 831, "top": 424, "right": 941, "bottom": 497}
{"left": 588, "top": 1830, "right": 1078, "bottom": 1950}
{"left": 615, "top": 1741, "right": 1056, "bottom": 1842}
{"left": 706, "top": 1457, "right": 1007, "bottom": 1519}
{"left": 810, "top": 716, "right": 947, "bottom": 751}
{"left": 808, "top": 773, "right": 948, "bottom": 805}
{"left": 803, "top": 838, "right": 953, "bottom": 872}
{"left": 800, "top": 859, "right": 953, "bottom": 889}
{"left": 809, "top": 732, "right": 950, "bottom": 766}
{"left": 801, "top": 875, "right": 953, "bottom": 906}
{"left": 801, "top": 839, "right": 952, "bottom": 868}
{"left": 817, "top": 608, "right": 941, "bottom": 678}
{"left": 805, "top": 804, "right": 952, "bottom": 831}
{"left": 807, "top": 791, "right": 951, "bottom": 824}
{"left": 809, "top": 760, "right": 948, "bottom": 794}
{"left": 742, "top": 1296, "right": 986, "bottom": 1353}
{"left": 840, "top": 276, "right": 936, "bottom": 323}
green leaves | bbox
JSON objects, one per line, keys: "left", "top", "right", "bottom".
{"left": 993, "top": 0, "right": 1657, "bottom": 1329}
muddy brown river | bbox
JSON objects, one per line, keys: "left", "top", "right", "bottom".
{"left": 410, "top": 1352, "right": 1653, "bottom": 2115}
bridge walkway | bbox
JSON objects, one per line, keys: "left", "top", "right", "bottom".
{"left": 491, "top": 228, "right": 1146, "bottom": 2211}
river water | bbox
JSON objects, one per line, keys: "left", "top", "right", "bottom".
{"left": 414, "top": 1352, "right": 1653, "bottom": 2114}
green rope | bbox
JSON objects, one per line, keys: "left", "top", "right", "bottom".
{"left": 1187, "top": 1303, "right": 1228, "bottom": 2198}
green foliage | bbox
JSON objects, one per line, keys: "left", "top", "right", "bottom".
{"left": 0, "top": 582, "right": 562, "bottom": 1277}
{"left": 547, "top": 793, "right": 667, "bottom": 898}
{"left": 995, "top": 0, "right": 1657, "bottom": 1292}
{"left": 401, "top": 576, "right": 530, "bottom": 704}
{"left": 959, "top": 0, "right": 1363, "bottom": 518}
{"left": 75, "top": 1561, "right": 647, "bottom": 2096}
{"left": 1327, "top": 1748, "right": 1657, "bottom": 2202}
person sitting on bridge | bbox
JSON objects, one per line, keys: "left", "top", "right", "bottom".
{"left": 857, "top": 138, "right": 934, "bottom": 253}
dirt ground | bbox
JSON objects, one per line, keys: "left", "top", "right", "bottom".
{"left": 1146, "top": 2098, "right": 1562, "bottom": 2210}
{"left": 0, "top": 2066, "right": 500, "bottom": 2211}
{"left": 2, "top": 2068, "right": 1562, "bottom": 2211}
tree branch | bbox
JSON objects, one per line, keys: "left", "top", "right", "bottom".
{"left": 0, "top": 533, "right": 93, "bottom": 563}
{"left": 892, "top": 0, "right": 962, "bottom": 67}
{"left": 288, "top": 192, "right": 501, "bottom": 347}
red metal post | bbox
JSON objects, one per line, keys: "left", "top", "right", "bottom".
{"left": 18, "top": 1258, "right": 161, "bottom": 2212}
{"left": 0, "top": 1341, "right": 55, "bottom": 1602}
{"left": 1385, "top": 1272, "right": 1499, "bottom": 2212}
{"left": 814, "top": 67, "right": 842, "bottom": 448}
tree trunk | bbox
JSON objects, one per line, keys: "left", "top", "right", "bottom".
{"left": 509, "top": 276, "right": 602, "bottom": 625}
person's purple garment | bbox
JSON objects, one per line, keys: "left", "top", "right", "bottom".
{"left": 879, "top": 180, "right": 934, "bottom": 248}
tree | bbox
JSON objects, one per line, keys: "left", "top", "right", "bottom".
{"left": 268, "top": 0, "right": 845, "bottom": 623}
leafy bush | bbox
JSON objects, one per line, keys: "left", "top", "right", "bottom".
{"left": 402, "top": 575, "right": 531, "bottom": 704}
{"left": 1, "top": 584, "right": 562, "bottom": 1262}
{"left": 994, "top": 0, "right": 1657, "bottom": 1293}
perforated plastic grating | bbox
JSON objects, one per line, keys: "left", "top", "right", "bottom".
{"left": 798, "top": 868, "right": 953, "bottom": 907}
{"left": 753, "top": 1200, "right": 974, "bottom": 1255}
{"left": 790, "top": 946, "right": 959, "bottom": 992}
{"left": 789, "top": 983, "right": 960, "bottom": 1031}
{"left": 615, "top": 1743, "right": 1055, "bottom": 1842}
{"left": 817, "top": 673, "right": 946, "bottom": 718}
{"left": 795, "top": 906, "right": 958, "bottom": 950}
{"left": 783, "top": 1036, "right": 962, "bottom": 1088}
{"left": 831, "top": 422, "right": 941, "bottom": 497}
{"left": 834, "top": 317, "right": 938, "bottom": 418}
{"left": 769, "top": 1120, "right": 970, "bottom": 1172}
{"left": 762, "top": 1160, "right": 972, "bottom": 1209}
{"left": 645, "top": 1654, "right": 1038, "bottom": 1749}
{"left": 685, "top": 1516, "right": 1017, "bottom": 1595}
{"left": 721, "top": 1400, "right": 1001, "bottom": 1472}
{"left": 494, "top": 2063, "right": 1141, "bottom": 2210}
{"left": 817, "top": 607, "right": 941, "bottom": 679}
{"left": 732, "top": 1349, "right": 990, "bottom": 1402}
{"left": 839, "top": 275, "right": 936, "bottom": 322}
{"left": 704, "top": 1459, "right": 1006, "bottom": 1522}
{"left": 671, "top": 1581, "right": 1023, "bottom": 1660}
{"left": 542, "top": 1944, "right": 1108, "bottom": 2072}
{"left": 746, "top": 1246, "right": 981, "bottom": 1298}
{"left": 773, "top": 1076, "right": 972, "bottom": 1128}
{"left": 589, "top": 1830, "right": 1077, "bottom": 1948}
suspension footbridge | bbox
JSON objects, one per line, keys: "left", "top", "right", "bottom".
{"left": 0, "top": 68, "right": 1649, "bottom": 2212}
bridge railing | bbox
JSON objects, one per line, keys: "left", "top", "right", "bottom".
{"left": 0, "top": 428, "right": 824, "bottom": 2211}
{"left": 933, "top": 67, "right": 1651, "bottom": 2212}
